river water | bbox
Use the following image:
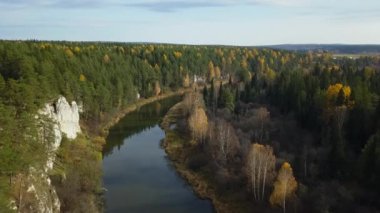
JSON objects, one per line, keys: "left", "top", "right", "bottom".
{"left": 102, "top": 96, "right": 213, "bottom": 213}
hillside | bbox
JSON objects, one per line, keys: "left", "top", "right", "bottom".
{"left": 265, "top": 44, "right": 380, "bottom": 55}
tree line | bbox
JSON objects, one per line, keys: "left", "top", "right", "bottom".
{"left": 200, "top": 53, "right": 380, "bottom": 211}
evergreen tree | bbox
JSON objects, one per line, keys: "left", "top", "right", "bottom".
{"left": 217, "top": 81, "right": 224, "bottom": 108}
{"left": 203, "top": 87, "right": 208, "bottom": 107}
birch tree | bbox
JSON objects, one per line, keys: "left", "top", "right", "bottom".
{"left": 208, "top": 119, "right": 240, "bottom": 166}
{"left": 246, "top": 143, "right": 276, "bottom": 201}
{"left": 188, "top": 107, "right": 208, "bottom": 144}
{"left": 269, "top": 162, "right": 298, "bottom": 213}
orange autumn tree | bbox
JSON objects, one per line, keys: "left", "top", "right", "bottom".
{"left": 173, "top": 51, "right": 182, "bottom": 59}
{"left": 326, "top": 83, "right": 351, "bottom": 106}
{"left": 325, "top": 83, "right": 353, "bottom": 132}
{"left": 270, "top": 162, "right": 297, "bottom": 213}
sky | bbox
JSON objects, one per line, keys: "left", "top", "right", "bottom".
{"left": 0, "top": 0, "right": 379, "bottom": 45}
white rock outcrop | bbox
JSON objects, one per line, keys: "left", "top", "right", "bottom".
{"left": 39, "top": 96, "right": 81, "bottom": 170}
{"left": 41, "top": 96, "right": 81, "bottom": 140}
{"left": 25, "top": 167, "right": 61, "bottom": 213}
{"left": 23, "top": 96, "right": 82, "bottom": 213}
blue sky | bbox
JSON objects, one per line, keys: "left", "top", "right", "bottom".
{"left": 0, "top": 0, "right": 379, "bottom": 45}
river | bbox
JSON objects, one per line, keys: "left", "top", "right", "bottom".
{"left": 102, "top": 96, "right": 213, "bottom": 213}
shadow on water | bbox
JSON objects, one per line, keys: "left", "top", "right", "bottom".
{"left": 103, "top": 96, "right": 182, "bottom": 157}
{"left": 102, "top": 96, "right": 213, "bottom": 213}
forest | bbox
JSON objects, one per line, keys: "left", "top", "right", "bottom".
{"left": 0, "top": 40, "right": 380, "bottom": 212}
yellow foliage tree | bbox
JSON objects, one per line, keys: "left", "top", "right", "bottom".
{"left": 188, "top": 107, "right": 208, "bottom": 144}
{"left": 154, "top": 64, "right": 160, "bottom": 72}
{"left": 79, "top": 74, "right": 86, "bottom": 82}
{"left": 258, "top": 57, "right": 265, "bottom": 72}
{"left": 183, "top": 73, "right": 190, "bottom": 88}
{"left": 215, "top": 48, "right": 224, "bottom": 57}
{"left": 241, "top": 58, "right": 248, "bottom": 70}
{"left": 265, "top": 68, "right": 276, "bottom": 85}
{"left": 326, "top": 83, "right": 351, "bottom": 105}
{"left": 65, "top": 49, "right": 74, "bottom": 58}
{"left": 154, "top": 81, "right": 161, "bottom": 96}
{"left": 103, "top": 54, "right": 110, "bottom": 63}
{"left": 269, "top": 162, "right": 297, "bottom": 213}
{"left": 146, "top": 45, "right": 154, "bottom": 52}
{"left": 214, "top": 66, "right": 221, "bottom": 79}
{"left": 74, "top": 46, "right": 81, "bottom": 53}
{"left": 163, "top": 54, "right": 168, "bottom": 63}
{"left": 174, "top": 51, "right": 182, "bottom": 58}
{"left": 117, "top": 46, "right": 125, "bottom": 53}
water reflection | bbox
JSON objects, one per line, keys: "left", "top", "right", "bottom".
{"left": 102, "top": 96, "right": 213, "bottom": 213}
{"left": 103, "top": 96, "right": 181, "bottom": 156}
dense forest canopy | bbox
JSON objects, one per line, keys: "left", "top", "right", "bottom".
{"left": 1, "top": 40, "right": 380, "bottom": 211}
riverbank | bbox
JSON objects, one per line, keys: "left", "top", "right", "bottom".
{"left": 99, "top": 87, "right": 192, "bottom": 137}
{"left": 53, "top": 88, "right": 191, "bottom": 212}
{"left": 162, "top": 130, "right": 232, "bottom": 213}
{"left": 160, "top": 99, "right": 253, "bottom": 213}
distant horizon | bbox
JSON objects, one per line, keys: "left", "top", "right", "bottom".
{"left": 1, "top": 39, "right": 380, "bottom": 47}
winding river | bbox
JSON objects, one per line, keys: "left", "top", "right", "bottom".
{"left": 102, "top": 96, "right": 213, "bottom": 213}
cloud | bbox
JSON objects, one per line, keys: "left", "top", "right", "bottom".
{"left": 125, "top": 1, "right": 225, "bottom": 12}
{"left": 2, "top": 0, "right": 377, "bottom": 14}
{"left": 0, "top": 0, "right": 308, "bottom": 11}
{"left": 0, "top": 0, "right": 104, "bottom": 8}
{"left": 126, "top": 0, "right": 310, "bottom": 12}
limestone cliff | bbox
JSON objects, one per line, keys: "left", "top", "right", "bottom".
{"left": 19, "top": 96, "right": 82, "bottom": 213}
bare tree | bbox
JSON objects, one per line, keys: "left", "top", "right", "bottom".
{"left": 255, "top": 107, "right": 270, "bottom": 143}
{"left": 182, "top": 92, "right": 203, "bottom": 116}
{"left": 208, "top": 119, "right": 240, "bottom": 166}
{"left": 246, "top": 143, "right": 276, "bottom": 201}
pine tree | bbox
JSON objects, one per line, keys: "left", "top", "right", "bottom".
{"left": 203, "top": 87, "right": 208, "bottom": 107}
{"left": 217, "top": 81, "right": 224, "bottom": 108}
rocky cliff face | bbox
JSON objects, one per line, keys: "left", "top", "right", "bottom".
{"left": 41, "top": 96, "right": 81, "bottom": 139}
{"left": 22, "top": 96, "right": 82, "bottom": 213}
{"left": 39, "top": 96, "right": 81, "bottom": 170}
